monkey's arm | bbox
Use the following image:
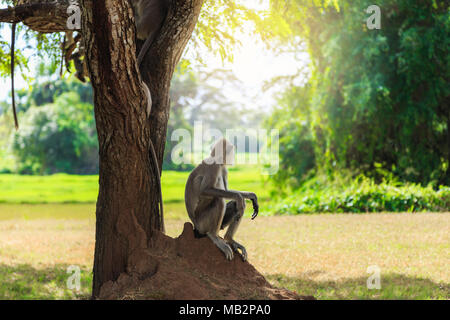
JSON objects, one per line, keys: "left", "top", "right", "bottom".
{"left": 201, "top": 187, "right": 245, "bottom": 211}
{"left": 228, "top": 191, "right": 257, "bottom": 200}
{"left": 221, "top": 169, "right": 258, "bottom": 218}
{"left": 201, "top": 188, "right": 244, "bottom": 202}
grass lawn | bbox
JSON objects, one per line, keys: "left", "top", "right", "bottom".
{"left": 0, "top": 166, "right": 271, "bottom": 204}
{"left": 0, "top": 204, "right": 448, "bottom": 299}
{"left": 0, "top": 167, "right": 272, "bottom": 222}
{"left": 0, "top": 170, "right": 448, "bottom": 299}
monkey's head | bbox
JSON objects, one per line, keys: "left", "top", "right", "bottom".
{"left": 210, "top": 138, "right": 235, "bottom": 166}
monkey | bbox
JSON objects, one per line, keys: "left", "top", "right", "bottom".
{"left": 130, "top": 0, "right": 169, "bottom": 233}
{"left": 63, "top": 31, "right": 77, "bottom": 72}
{"left": 60, "top": 1, "right": 168, "bottom": 84}
{"left": 130, "top": 0, "right": 168, "bottom": 118}
{"left": 131, "top": 0, "right": 169, "bottom": 67}
{"left": 71, "top": 50, "right": 89, "bottom": 83}
{"left": 185, "top": 138, "right": 259, "bottom": 261}
{"left": 61, "top": 31, "right": 89, "bottom": 83}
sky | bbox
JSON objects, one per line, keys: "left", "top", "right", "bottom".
{"left": 0, "top": 0, "right": 310, "bottom": 113}
{"left": 181, "top": 32, "right": 309, "bottom": 117}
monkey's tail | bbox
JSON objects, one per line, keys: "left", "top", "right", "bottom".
{"left": 149, "top": 139, "right": 165, "bottom": 233}
{"left": 11, "top": 22, "right": 18, "bottom": 130}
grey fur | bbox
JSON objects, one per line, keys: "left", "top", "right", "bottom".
{"left": 185, "top": 139, "right": 259, "bottom": 261}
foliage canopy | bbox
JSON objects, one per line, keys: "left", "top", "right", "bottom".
{"left": 268, "top": 0, "right": 449, "bottom": 188}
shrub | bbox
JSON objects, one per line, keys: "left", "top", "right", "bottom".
{"left": 269, "top": 173, "right": 450, "bottom": 214}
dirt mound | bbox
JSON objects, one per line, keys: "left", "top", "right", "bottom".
{"left": 99, "top": 222, "right": 313, "bottom": 300}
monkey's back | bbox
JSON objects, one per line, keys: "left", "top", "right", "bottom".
{"left": 185, "top": 165, "right": 203, "bottom": 223}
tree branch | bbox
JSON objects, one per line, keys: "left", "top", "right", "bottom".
{"left": 0, "top": 0, "right": 74, "bottom": 33}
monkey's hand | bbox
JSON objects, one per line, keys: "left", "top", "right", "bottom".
{"left": 251, "top": 196, "right": 259, "bottom": 220}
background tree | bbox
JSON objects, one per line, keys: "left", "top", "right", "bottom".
{"left": 268, "top": 0, "right": 450, "bottom": 187}
{"left": 12, "top": 92, "right": 97, "bottom": 174}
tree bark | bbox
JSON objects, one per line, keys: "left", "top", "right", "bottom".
{"left": 1, "top": 0, "right": 204, "bottom": 299}
{"left": 81, "top": 0, "right": 152, "bottom": 299}
{"left": 80, "top": 0, "right": 203, "bottom": 298}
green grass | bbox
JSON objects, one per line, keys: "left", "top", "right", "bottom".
{"left": 0, "top": 264, "right": 91, "bottom": 300}
{"left": 0, "top": 166, "right": 272, "bottom": 220}
{"left": 0, "top": 166, "right": 271, "bottom": 204}
{"left": 0, "top": 174, "right": 99, "bottom": 204}
{"left": 3, "top": 168, "right": 448, "bottom": 216}
{"left": 0, "top": 168, "right": 448, "bottom": 299}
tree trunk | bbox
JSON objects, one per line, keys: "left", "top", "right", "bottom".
{"left": 80, "top": 0, "right": 203, "bottom": 298}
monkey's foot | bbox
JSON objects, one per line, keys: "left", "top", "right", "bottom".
{"left": 228, "top": 240, "right": 247, "bottom": 262}
{"left": 207, "top": 233, "right": 234, "bottom": 261}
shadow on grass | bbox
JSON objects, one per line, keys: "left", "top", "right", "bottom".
{"left": 267, "top": 273, "right": 450, "bottom": 300}
{"left": 1, "top": 264, "right": 448, "bottom": 300}
{"left": 0, "top": 264, "right": 92, "bottom": 300}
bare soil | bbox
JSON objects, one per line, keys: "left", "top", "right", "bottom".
{"left": 99, "top": 222, "right": 314, "bottom": 300}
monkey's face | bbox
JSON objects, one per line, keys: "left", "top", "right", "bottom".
{"left": 210, "top": 139, "right": 235, "bottom": 165}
